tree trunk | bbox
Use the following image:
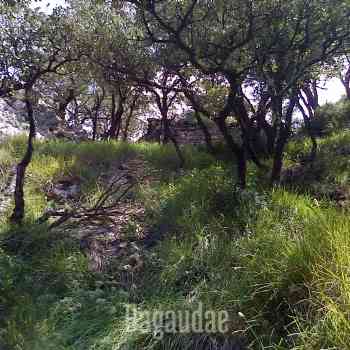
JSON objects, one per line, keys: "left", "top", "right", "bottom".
{"left": 309, "top": 133, "right": 317, "bottom": 162}
{"left": 297, "top": 100, "right": 317, "bottom": 161}
{"left": 341, "top": 66, "right": 350, "bottom": 99}
{"left": 169, "top": 134, "right": 185, "bottom": 168}
{"left": 10, "top": 90, "right": 36, "bottom": 224}
{"left": 92, "top": 90, "right": 104, "bottom": 141}
{"left": 109, "top": 92, "right": 124, "bottom": 140}
{"left": 215, "top": 116, "right": 246, "bottom": 188}
{"left": 226, "top": 76, "right": 265, "bottom": 170}
{"left": 57, "top": 89, "right": 75, "bottom": 121}
{"left": 232, "top": 90, "right": 266, "bottom": 169}
{"left": 108, "top": 92, "right": 117, "bottom": 137}
{"left": 212, "top": 80, "right": 247, "bottom": 187}
{"left": 270, "top": 131, "right": 287, "bottom": 185}
{"left": 161, "top": 111, "right": 185, "bottom": 168}
{"left": 182, "top": 89, "right": 215, "bottom": 154}
{"left": 270, "top": 96, "right": 297, "bottom": 185}
{"left": 123, "top": 95, "right": 138, "bottom": 142}
{"left": 160, "top": 113, "right": 169, "bottom": 144}
{"left": 115, "top": 111, "right": 123, "bottom": 140}
{"left": 194, "top": 111, "right": 215, "bottom": 154}
{"left": 344, "top": 84, "right": 350, "bottom": 100}
{"left": 302, "top": 81, "right": 319, "bottom": 110}
{"left": 122, "top": 110, "right": 132, "bottom": 142}
{"left": 254, "top": 93, "right": 276, "bottom": 156}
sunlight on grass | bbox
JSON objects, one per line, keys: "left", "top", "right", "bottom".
{"left": 0, "top": 133, "right": 349, "bottom": 349}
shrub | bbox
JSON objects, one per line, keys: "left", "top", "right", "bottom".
{"left": 310, "top": 98, "right": 350, "bottom": 136}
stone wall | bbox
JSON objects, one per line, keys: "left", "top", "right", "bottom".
{"left": 140, "top": 118, "right": 236, "bottom": 145}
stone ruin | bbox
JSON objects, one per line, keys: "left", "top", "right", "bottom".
{"left": 140, "top": 117, "right": 229, "bottom": 145}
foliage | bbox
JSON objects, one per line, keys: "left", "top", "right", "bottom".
{"left": 0, "top": 130, "right": 349, "bottom": 348}
{"left": 0, "top": 3, "right": 78, "bottom": 96}
{"left": 311, "top": 98, "right": 350, "bottom": 136}
{"left": 1, "top": 0, "right": 350, "bottom": 348}
{"left": 285, "top": 130, "right": 350, "bottom": 196}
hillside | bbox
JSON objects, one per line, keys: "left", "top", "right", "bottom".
{"left": 2, "top": 1, "right": 350, "bottom": 348}
{"left": 0, "top": 126, "right": 349, "bottom": 349}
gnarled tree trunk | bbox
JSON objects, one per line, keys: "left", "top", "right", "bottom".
{"left": 159, "top": 106, "right": 185, "bottom": 168}
{"left": 123, "top": 95, "right": 138, "bottom": 142}
{"left": 182, "top": 88, "right": 215, "bottom": 154}
{"left": 270, "top": 96, "right": 297, "bottom": 185}
{"left": 57, "top": 88, "right": 75, "bottom": 122}
{"left": 108, "top": 90, "right": 125, "bottom": 139}
{"left": 10, "top": 89, "right": 36, "bottom": 224}
{"left": 297, "top": 100, "right": 317, "bottom": 162}
{"left": 194, "top": 111, "right": 215, "bottom": 154}
{"left": 215, "top": 116, "right": 246, "bottom": 188}
{"left": 340, "top": 63, "right": 350, "bottom": 99}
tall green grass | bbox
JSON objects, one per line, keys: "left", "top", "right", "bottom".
{"left": 285, "top": 131, "right": 350, "bottom": 196}
{"left": 134, "top": 186, "right": 350, "bottom": 348}
{"left": 0, "top": 134, "right": 349, "bottom": 349}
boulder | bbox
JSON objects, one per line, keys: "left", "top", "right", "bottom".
{"left": 46, "top": 176, "right": 81, "bottom": 202}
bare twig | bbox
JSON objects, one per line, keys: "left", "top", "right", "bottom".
{"left": 37, "top": 174, "right": 136, "bottom": 230}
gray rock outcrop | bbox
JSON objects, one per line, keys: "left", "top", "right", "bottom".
{"left": 0, "top": 99, "right": 60, "bottom": 140}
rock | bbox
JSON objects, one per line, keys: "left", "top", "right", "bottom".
{"left": 0, "top": 100, "right": 27, "bottom": 139}
{"left": 48, "top": 125, "right": 89, "bottom": 141}
{"left": 0, "top": 99, "right": 89, "bottom": 141}
{"left": 47, "top": 176, "right": 81, "bottom": 201}
{"left": 0, "top": 99, "right": 61, "bottom": 140}
{"left": 330, "top": 186, "right": 350, "bottom": 208}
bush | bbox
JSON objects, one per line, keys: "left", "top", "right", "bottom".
{"left": 310, "top": 98, "right": 350, "bottom": 136}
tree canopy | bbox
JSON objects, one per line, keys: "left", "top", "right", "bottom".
{"left": 1, "top": 0, "right": 350, "bottom": 221}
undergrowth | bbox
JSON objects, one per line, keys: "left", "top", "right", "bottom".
{"left": 0, "top": 133, "right": 349, "bottom": 349}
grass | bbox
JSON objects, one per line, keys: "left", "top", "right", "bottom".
{"left": 0, "top": 144, "right": 14, "bottom": 193}
{"left": 0, "top": 131, "right": 349, "bottom": 349}
{"left": 285, "top": 130, "right": 350, "bottom": 197}
{"left": 135, "top": 180, "right": 350, "bottom": 348}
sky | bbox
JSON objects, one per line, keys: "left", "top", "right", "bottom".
{"left": 29, "top": 0, "right": 347, "bottom": 106}
{"left": 30, "top": 0, "right": 67, "bottom": 13}
{"left": 318, "top": 78, "right": 345, "bottom": 105}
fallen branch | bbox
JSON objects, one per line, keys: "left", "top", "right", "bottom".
{"left": 37, "top": 174, "right": 136, "bottom": 230}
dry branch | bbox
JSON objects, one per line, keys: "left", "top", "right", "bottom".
{"left": 37, "top": 174, "right": 136, "bottom": 230}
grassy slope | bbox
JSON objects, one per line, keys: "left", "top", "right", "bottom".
{"left": 0, "top": 132, "right": 349, "bottom": 349}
